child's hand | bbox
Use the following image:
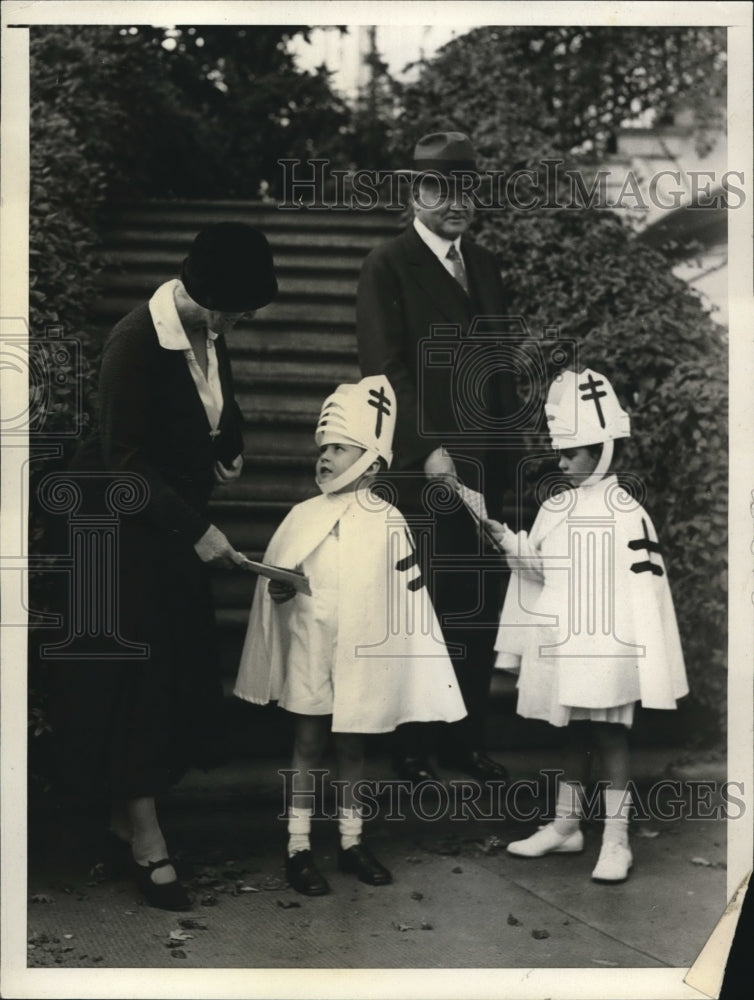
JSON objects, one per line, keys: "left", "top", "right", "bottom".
{"left": 481, "top": 518, "right": 508, "bottom": 551}
{"left": 268, "top": 579, "right": 296, "bottom": 604}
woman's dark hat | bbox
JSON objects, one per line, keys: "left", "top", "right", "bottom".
{"left": 181, "top": 222, "right": 278, "bottom": 312}
{"left": 401, "top": 131, "right": 478, "bottom": 176}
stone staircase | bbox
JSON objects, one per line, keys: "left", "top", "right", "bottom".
{"left": 95, "top": 200, "right": 402, "bottom": 680}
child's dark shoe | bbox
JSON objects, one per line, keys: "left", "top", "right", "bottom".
{"left": 338, "top": 843, "right": 392, "bottom": 886}
{"left": 285, "top": 850, "right": 331, "bottom": 896}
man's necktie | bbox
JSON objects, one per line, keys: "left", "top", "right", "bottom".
{"left": 446, "top": 243, "right": 469, "bottom": 295}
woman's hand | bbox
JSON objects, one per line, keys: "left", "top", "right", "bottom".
{"left": 193, "top": 524, "right": 247, "bottom": 568}
{"left": 214, "top": 454, "right": 243, "bottom": 485}
{"left": 268, "top": 579, "right": 296, "bottom": 604}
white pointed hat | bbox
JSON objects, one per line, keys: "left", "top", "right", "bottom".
{"left": 315, "top": 375, "right": 396, "bottom": 493}
{"left": 545, "top": 368, "right": 630, "bottom": 449}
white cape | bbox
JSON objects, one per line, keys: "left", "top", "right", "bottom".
{"left": 234, "top": 489, "right": 467, "bottom": 733}
{"left": 495, "top": 475, "right": 689, "bottom": 712}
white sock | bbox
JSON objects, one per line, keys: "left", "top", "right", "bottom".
{"left": 338, "top": 806, "right": 362, "bottom": 851}
{"left": 602, "top": 788, "right": 631, "bottom": 846}
{"left": 287, "top": 805, "right": 313, "bottom": 857}
{"left": 552, "top": 781, "right": 583, "bottom": 836}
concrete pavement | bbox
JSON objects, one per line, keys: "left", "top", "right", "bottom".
{"left": 24, "top": 748, "right": 729, "bottom": 972}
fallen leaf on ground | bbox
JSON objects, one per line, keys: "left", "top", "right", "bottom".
{"left": 170, "top": 949, "right": 187, "bottom": 959}
{"left": 392, "top": 921, "right": 414, "bottom": 932}
{"left": 169, "top": 930, "right": 192, "bottom": 942}
{"left": 261, "top": 876, "right": 286, "bottom": 891}
{"left": 420, "top": 920, "right": 433, "bottom": 930}
{"left": 480, "top": 836, "right": 505, "bottom": 854}
{"left": 63, "top": 934, "right": 74, "bottom": 940}
{"left": 531, "top": 929, "right": 550, "bottom": 940}
{"left": 277, "top": 900, "right": 301, "bottom": 909}
{"left": 419, "top": 838, "right": 461, "bottom": 856}
{"left": 451, "top": 866, "right": 463, "bottom": 874}
{"left": 507, "top": 914, "right": 521, "bottom": 926}
{"left": 30, "top": 894, "right": 54, "bottom": 904}
{"left": 238, "top": 885, "right": 260, "bottom": 893}
{"left": 690, "top": 857, "right": 713, "bottom": 866}
{"left": 410, "top": 891, "right": 423, "bottom": 901}
{"left": 636, "top": 828, "right": 661, "bottom": 839}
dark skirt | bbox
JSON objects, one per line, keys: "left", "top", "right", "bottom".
{"left": 43, "top": 512, "right": 225, "bottom": 802}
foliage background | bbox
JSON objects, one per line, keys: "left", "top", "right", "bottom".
{"left": 29, "top": 23, "right": 728, "bottom": 740}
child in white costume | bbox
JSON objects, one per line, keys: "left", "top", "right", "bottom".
{"left": 483, "top": 369, "right": 688, "bottom": 883}
{"left": 235, "top": 375, "right": 466, "bottom": 896}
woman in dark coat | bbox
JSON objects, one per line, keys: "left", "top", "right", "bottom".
{"left": 52, "top": 223, "right": 277, "bottom": 910}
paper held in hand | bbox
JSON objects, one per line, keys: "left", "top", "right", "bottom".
{"left": 237, "top": 556, "right": 312, "bottom": 596}
{"left": 456, "top": 481, "right": 503, "bottom": 551}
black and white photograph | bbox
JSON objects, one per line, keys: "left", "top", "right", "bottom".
{"left": 1, "top": 2, "right": 752, "bottom": 998}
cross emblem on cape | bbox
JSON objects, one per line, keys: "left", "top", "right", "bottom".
{"left": 628, "top": 518, "right": 664, "bottom": 576}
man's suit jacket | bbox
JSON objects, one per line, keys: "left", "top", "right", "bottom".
{"left": 356, "top": 225, "right": 519, "bottom": 515}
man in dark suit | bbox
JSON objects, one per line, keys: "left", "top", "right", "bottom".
{"left": 356, "top": 132, "right": 520, "bottom": 784}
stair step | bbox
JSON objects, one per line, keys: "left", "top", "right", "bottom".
{"left": 104, "top": 227, "right": 395, "bottom": 254}
{"left": 243, "top": 428, "right": 318, "bottom": 455}
{"left": 212, "top": 475, "right": 317, "bottom": 503}
{"left": 101, "top": 270, "right": 363, "bottom": 301}
{"left": 105, "top": 201, "right": 401, "bottom": 233}
{"left": 232, "top": 357, "right": 359, "bottom": 387}
{"left": 104, "top": 246, "right": 368, "bottom": 274}
{"left": 92, "top": 296, "right": 356, "bottom": 327}
{"left": 226, "top": 328, "right": 357, "bottom": 359}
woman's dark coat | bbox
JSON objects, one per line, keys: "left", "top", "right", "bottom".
{"left": 49, "top": 302, "right": 244, "bottom": 799}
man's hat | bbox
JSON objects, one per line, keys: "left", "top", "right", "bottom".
{"left": 545, "top": 369, "right": 631, "bottom": 449}
{"left": 314, "top": 376, "right": 396, "bottom": 494}
{"left": 402, "top": 131, "right": 478, "bottom": 177}
{"left": 181, "top": 222, "right": 278, "bottom": 312}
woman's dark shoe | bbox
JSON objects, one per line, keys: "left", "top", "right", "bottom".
{"left": 285, "top": 850, "right": 331, "bottom": 896}
{"left": 133, "top": 858, "right": 192, "bottom": 911}
{"left": 338, "top": 843, "right": 392, "bottom": 886}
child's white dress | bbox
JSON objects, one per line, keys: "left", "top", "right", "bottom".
{"left": 495, "top": 475, "right": 688, "bottom": 727}
{"left": 235, "top": 487, "right": 467, "bottom": 733}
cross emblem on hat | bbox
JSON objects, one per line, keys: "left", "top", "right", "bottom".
{"left": 367, "top": 384, "right": 392, "bottom": 438}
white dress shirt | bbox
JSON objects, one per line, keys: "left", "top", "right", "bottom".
{"left": 149, "top": 279, "right": 224, "bottom": 437}
{"left": 413, "top": 216, "right": 465, "bottom": 281}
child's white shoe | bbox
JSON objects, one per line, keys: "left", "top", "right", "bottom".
{"left": 506, "top": 823, "right": 584, "bottom": 857}
{"left": 591, "top": 840, "right": 633, "bottom": 883}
